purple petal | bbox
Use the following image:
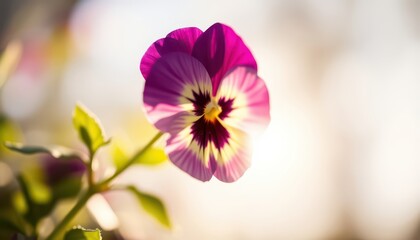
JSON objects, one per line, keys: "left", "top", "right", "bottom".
{"left": 43, "top": 155, "right": 86, "bottom": 185}
{"left": 165, "top": 112, "right": 217, "bottom": 181}
{"left": 216, "top": 67, "right": 270, "bottom": 136}
{"left": 191, "top": 116, "right": 230, "bottom": 150}
{"left": 213, "top": 126, "right": 251, "bottom": 182}
{"left": 140, "top": 27, "right": 202, "bottom": 79}
{"left": 143, "top": 52, "right": 212, "bottom": 132}
{"left": 167, "top": 27, "right": 202, "bottom": 53}
{"left": 192, "top": 23, "right": 257, "bottom": 95}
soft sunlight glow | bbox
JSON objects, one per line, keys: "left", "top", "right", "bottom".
{"left": 87, "top": 194, "right": 119, "bottom": 231}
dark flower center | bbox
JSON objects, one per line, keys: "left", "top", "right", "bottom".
{"left": 188, "top": 90, "right": 234, "bottom": 150}
{"left": 204, "top": 100, "right": 222, "bottom": 122}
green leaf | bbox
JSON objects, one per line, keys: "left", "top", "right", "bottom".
{"left": 1, "top": 189, "right": 30, "bottom": 236}
{"left": 112, "top": 143, "right": 167, "bottom": 169}
{"left": 0, "top": 218, "right": 25, "bottom": 234}
{"left": 73, "top": 104, "right": 109, "bottom": 155}
{"left": 17, "top": 175, "right": 54, "bottom": 227}
{"left": 136, "top": 147, "right": 167, "bottom": 165}
{"left": 111, "top": 143, "right": 128, "bottom": 169}
{"left": 17, "top": 175, "right": 35, "bottom": 214}
{"left": 0, "top": 115, "right": 21, "bottom": 155}
{"left": 12, "top": 191, "right": 27, "bottom": 214}
{"left": 64, "top": 226, "right": 102, "bottom": 240}
{"left": 128, "top": 186, "right": 171, "bottom": 228}
{"left": 4, "top": 142, "right": 80, "bottom": 158}
{"left": 52, "top": 177, "right": 83, "bottom": 200}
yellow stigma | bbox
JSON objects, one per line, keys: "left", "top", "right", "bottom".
{"left": 204, "top": 99, "right": 222, "bottom": 122}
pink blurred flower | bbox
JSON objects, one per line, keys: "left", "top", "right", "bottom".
{"left": 141, "top": 23, "right": 270, "bottom": 182}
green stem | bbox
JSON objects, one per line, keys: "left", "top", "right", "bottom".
{"left": 87, "top": 152, "right": 94, "bottom": 187}
{"left": 45, "top": 189, "right": 93, "bottom": 240}
{"left": 102, "top": 131, "right": 163, "bottom": 185}
{"left": 45, "top": 132, "right": 163, "bottom": 239}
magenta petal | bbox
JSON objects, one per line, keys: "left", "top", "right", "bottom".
{"left": 140, "top": 27, "right": 203, "bottom": 79}
{"left": 140, "top": 38, "right": 183, "bottom": 80}
{"left": 167, "top": 27, "right": 202, "bottom": 53}
{"left": 216, "top": 67, "right": 270, "bottom": 136}
{"left": 143, "top": 52, "right": 212, "bottom": 132}
{"left": 192, "top": 23, "right": 257, "bottom": 95}
{"left": 165, "top": 112, "right": 217, "bottom": 182}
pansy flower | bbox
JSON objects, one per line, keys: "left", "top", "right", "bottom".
{"left": 140, "top": 23, "right": 270, "bottom": 182}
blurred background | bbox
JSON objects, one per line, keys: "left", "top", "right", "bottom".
{"left": 1, "top": 0, "right": 420, "bottom": 239}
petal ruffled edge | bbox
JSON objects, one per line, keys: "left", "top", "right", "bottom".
{"left": 165, "top": 115, "right": 252, "bottom": 182}
{"left": 164, "top": 114, "right": 252, "bottom": 182}
{"left": 167, "top": 27, "right": 202, "bottom": 53}
{"left": 216, "top": 66, "right": 270, "bottom": 136}
{"left": 140, "top": 27, "right": 202, "bottom": 79}
{"left": 192, "top": 23, "right": 257, "bottom": 95}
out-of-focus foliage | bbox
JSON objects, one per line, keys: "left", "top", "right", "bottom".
{"left": 17, "top": 174, "right": 53, "bottom": 228}
{"left": 64, "top": 226, "right": 102, "bottom": 240}
{"left": 0, "top": 148, "right": 86, "bottom": 238}
{"left": 0, "top": 0, "right": 174, "bottom": 238}
{"left": 0, "top": 115, "right": 21, "bottom": 155}
{"left": 128, "top": 186, "right": 171, "bottom": 229}
{"left": 1, "top": 104, "right": 171, "bottom": 238}
{"left": 135, "top": 147, "right": 167, "bottom": 166}
{"left": 0, "top": 186, "right": 30, "bottom": 239}
{"left": 5, "top": 142, "right": 81, "bottom": 159}
{"left": 112, "top": 143, "right": 167, "bottom": 169}
{"left": 16, "top": 155, "right": 85, "bottom": 229}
